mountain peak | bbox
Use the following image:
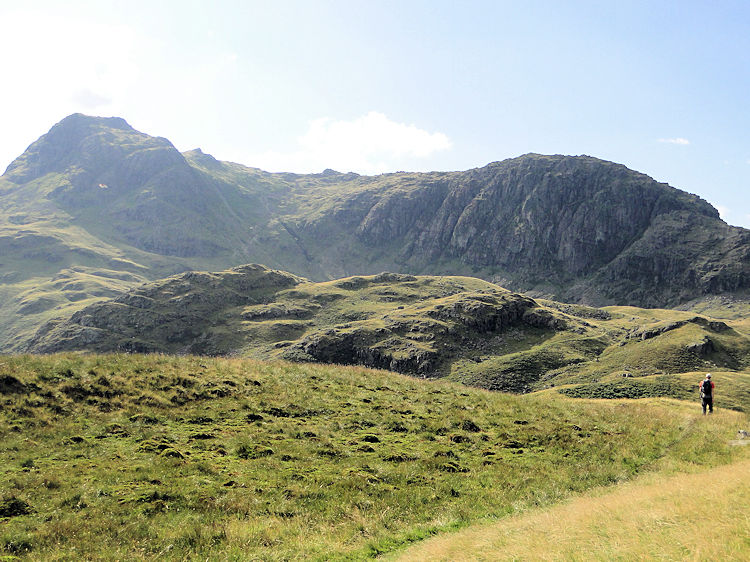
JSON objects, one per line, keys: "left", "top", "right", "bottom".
{"left": 56, "top": 112, "right": 134, "bottom": 132}
{"left": 3, "top": 114, "right": 153, "bottom": 182}
{"left": 183, "top": 148, "right": 222, "bottom": 170}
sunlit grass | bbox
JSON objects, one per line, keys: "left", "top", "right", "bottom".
{"left": 1, "top": 353, "right": 748, "bottom": 559}
{"left": 395, "top": 440, "right": 750, "bottom": 561}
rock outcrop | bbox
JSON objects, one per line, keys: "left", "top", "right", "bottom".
{"left": 27, "top": 264, "right": 304, "bottom": 355}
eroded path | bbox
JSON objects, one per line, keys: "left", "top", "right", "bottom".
{"left": 394, "top": 455, "right": 750, "bottom": 561}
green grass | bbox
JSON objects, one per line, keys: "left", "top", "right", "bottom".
{"left": 449, "top": 331, "right": 607, "bottom": 392}
{"left": 1, "top": 353, "right": 747, "bottom": 560}
{"left": 556, "top": 371, "right": 750, "bottom": 412}
{"left": 394, "top": 455, "right": 750, "bottom": 561}
{"left": 0, "top": 266, "right": 148, "bottom": 352}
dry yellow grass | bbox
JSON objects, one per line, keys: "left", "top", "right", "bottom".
{"left": 396, "top": 451, "right": 750, "bottom": 561}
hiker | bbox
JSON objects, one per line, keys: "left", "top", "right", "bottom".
{"left": 699, "top": 373, "right": 714, "bottom": 415}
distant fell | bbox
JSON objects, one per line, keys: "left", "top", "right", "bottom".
{"left": 4, "top": 113, "right": 136, "bottom": 181}
{"left": 2, "top": 114, "right": 750, "bottom": 351}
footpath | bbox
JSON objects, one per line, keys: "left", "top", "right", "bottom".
{"left": 394, "top": 454, "right": 750, "bottom": 561}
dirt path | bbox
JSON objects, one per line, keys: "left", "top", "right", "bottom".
{"left": 393, "top": 456, "right": 750, "bottom": 561}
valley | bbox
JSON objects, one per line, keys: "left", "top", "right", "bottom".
{"left": 2, "top": 114, "right": 750, "bottom": 560}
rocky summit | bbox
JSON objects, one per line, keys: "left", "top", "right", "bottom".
{"left": 1, "top": 114, "right": 750, "bottom": 351}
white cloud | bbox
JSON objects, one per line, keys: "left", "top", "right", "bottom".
{"left": 0, "top": 10, "right": 141, "bottom": 107}
{"left": 732, "top": 213, "right": 750, "bottom": 229}
{"left": 0, "top": 8, "right": 142, "bottom": 169}
{"left": 70, "top": 89, "right": 113, "bottom": 109}
{"left": 248, "top": 112, "right": 452, "bottom": 174}
{"left": 715, "top": 206, "right": 750, "bottom": 229}
{"left": 657, "top": 137, "right": 690, "bottom": 145}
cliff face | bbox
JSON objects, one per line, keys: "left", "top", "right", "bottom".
{"left": 350, "top": 155, "right": 719, "bottom": 281}
{"left": 289, "top": 154, "right": 740, "bottom": 307}
{"left": 2, "top": 114, "right": 750, "bottom": 352}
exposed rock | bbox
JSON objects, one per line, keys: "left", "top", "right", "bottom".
{"left": 685, "top": 337, "right": 715, "bottom": 357}
{"left": 629, "top": 316, "right": 730, "bottom": 341}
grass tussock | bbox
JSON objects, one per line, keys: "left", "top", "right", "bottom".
{"left": 395, "top": 451, "right": 750, "bottom": 561}
{"left": 0, "top": 353, "right": 747, "bottom": 560}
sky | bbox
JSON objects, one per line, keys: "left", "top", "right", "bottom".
{"left": 1, "top": 0, "right": 749, "bottom": 227}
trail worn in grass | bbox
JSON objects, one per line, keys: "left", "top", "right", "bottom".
{"left": 394, "top": 445, "right": 750, "bottom": 561}
{"left": 1, "top": 353, "right": 747, "bottom": 560}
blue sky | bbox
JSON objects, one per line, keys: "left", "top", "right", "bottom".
{"left": 1, "top": 0, "right": 749, "bottom": 226}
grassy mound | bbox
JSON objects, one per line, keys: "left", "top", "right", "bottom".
{"left": 1, "top": 353, "right": 747, "bottom": 560}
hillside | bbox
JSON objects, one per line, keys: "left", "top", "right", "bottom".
{"left": 25, "top": 265, "right": 750, "bottom": 407}
{"left": 1, "top": 353, "right": 747, "bottom": 560}
{"left": 2, "top": 114, "right": 750, "bottom": 352}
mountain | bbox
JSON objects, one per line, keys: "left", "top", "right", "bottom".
{"left": 2, "top": 113, "right": 750, "bottom": 351}
{"left": 26, "top": 264, "right": 750, "bottom": 398}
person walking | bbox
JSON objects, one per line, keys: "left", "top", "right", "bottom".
{"left": 699, "top": 373, "right": 714, "bottom": 415}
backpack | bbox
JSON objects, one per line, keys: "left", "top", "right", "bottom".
{"left": 702, "top": 380, "right": 712, "bottom": 397}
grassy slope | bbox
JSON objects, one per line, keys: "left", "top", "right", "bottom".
{"left": 541, "top": 305, "right": 750, "bottom": 381}
{"left": 542, "top": 304, "right": 750, "bottom": 411}
{"left": 0, "top": 160, "right": 402, "bottom": 354}
{"left": 1, "top": 353, "right": 748, "bottom": 560}
{"left": 0, "top": 267, "right": 147, "bottom": 352}
{"left": 25, "top": 269, "right": 569, "bottom": 372}
{"left": 395, "top": 453, "right": 750, "bottom": 561}
{"left": 0, "top": 137, "right": 293, "bottom": 353}
{"left": 0, "top": 170, "right": 242, "bottom": 353}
